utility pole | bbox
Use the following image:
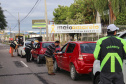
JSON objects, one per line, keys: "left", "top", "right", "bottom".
{"left": 18, "top": 12, "right": 20, "bottom": 36}
{"left": 44, "top": 0, "right": 48, "bottom": 41}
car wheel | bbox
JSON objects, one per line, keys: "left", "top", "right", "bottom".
{"left": 17, "top": 50, "right": 20, "bottom": 56}
{"left": 70, "top": 64, "right": 79, "bottom": 80}
{"left": 20, "top": 51, "right": 23, "bottom": 58}
{"left": 37, "top": 56, "right": 41, "bottom": 64}
{"left": 54, "top": 60, "right": 60, "bottom": 72}
{"left": 94, "top": 75, "right": 100, "bottom": 84}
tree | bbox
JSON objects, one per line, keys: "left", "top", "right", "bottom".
{"left": 94, "top": 0, "right": 126, "bottom": 24}
{"left": 115, "top": 13, "right": 126, "bottom": 25}
{"left": 53, "top": 5, "right": 70, "bottom": 24}
{"left": 53, "top": 0, "right": 96, "bottom": 41}
{"left": 0, "top": 6, "right": 7, "bottom": 30}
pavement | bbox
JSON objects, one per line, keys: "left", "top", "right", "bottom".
{"left": 0, "top": 43, "right": 126, "bottom": 84}
{"left": 0, "top": 43, "right": 92, "bottom": 84}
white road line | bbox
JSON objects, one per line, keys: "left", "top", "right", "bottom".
{"left": 21, "top": 61, "right": 28, "bottom": 67}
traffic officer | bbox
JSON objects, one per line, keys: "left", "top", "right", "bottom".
{"left": 94, "top": 24, "right": 126, "bottom": 84}
{"left": 10, "top": 40, "right": 18, "bottom": 57}
{"left": 25, "top": 41, "right": 35, "bottom": 62}
{"left": 45, "top": 41, "right": 60, "bottom": 75}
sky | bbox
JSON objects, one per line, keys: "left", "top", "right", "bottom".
{"left": 0, "top": 0, "right": 74, "bottom": 32}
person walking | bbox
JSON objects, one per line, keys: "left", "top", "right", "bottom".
{"left": 25, "top": 41, "right": 35, "bottom": 62}
{"left": 94, "top": 24, "right": 126, "bottom": 84}
{"left": 10, "top": 40, "right": 18, "bottom": 57}
{"left": 45, "top": 41, "right": 60, "bottom": 75}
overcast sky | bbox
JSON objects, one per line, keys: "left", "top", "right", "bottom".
{"left": 1, "top": 0, "right": 74, "bottom": 32}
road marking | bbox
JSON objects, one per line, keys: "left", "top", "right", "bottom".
{"left": 21, "top": 61, "right": 28, "bottom": 67}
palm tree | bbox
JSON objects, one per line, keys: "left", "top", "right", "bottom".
{"left": 94, "top": 0, "right": 126, "bottom": 24}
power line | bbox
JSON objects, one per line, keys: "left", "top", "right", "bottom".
{"left": 11, "top": 23, "right": 18, "bottom": 31}
{"left": 27, "top": 0, "right": 41, "bottom": 18}
{"left": 11, "top": 0, "right": 40, "bottom": 30}
{"left": 20, "top": 0, "right": 40, "bottom": 22}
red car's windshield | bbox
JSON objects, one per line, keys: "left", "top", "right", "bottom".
{"left": 80, "top": 43, "right": 96, "bottom": 54}
{"left": 42, "top": 43, "right": 53, "bottom": 48}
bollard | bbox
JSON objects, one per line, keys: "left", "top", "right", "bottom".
{"left": 9, "top": 47, "right": 11, "bottom": 53}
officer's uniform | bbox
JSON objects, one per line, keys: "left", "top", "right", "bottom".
{"left": 10, "top": 41, "right": 18, "bottom": 57}
{"left": 25, "top": 43, "right": 34, "bottom": 62}
{"left": 94, "top": 24, "right": 126, "bottom": 84}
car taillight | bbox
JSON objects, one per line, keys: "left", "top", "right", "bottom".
{"left": 24, "top": 48, "right": 25, "bottom": 50}
{"left": 78, "top": 51, "right": 83, "bottom": 61}
{"left": 78, "top": 55, "right": 83, "bottom": 61}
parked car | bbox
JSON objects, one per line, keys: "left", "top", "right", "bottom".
{"left": 93, "top": 32, "right": 126, "bottom": 84}
{"left": 92, "top": 60, "right": 126, "bottom": 84}
{"left": 17, "top": 41, "right": 30, "bottom": 58}
{"left": 31, "top": 42, "right": 61, "bottom": 64}
{"left": 118, "top": 30, "right": 126, "bottom": 40}
{"left": 54, "top": 41, "right": 96, "bottom": 80}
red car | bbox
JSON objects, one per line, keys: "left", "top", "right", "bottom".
{"left": 54, "top": 41, "right": 96, "bottom": 80}
{"left": 31, "top": 42, "right": 61, "bottom": 64}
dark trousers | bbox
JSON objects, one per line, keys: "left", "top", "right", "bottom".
{"left": 100, "top": 72, "right": 125, "bottom": 84}
{"left": 25, "top": 49, "right": 31, "bottom": 62}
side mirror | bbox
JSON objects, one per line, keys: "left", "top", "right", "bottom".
{"left": 58, "top": 51, "right": 63, "bottom": 54}
{"left": 35, "top": 46, "right": 38, "bottom": 49}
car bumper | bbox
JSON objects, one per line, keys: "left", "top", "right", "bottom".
{"left": 22, "top": 50, "right": 26, "bottom": 56}
{"left": 76, "top": 64, "right": 93, "bottom": 74}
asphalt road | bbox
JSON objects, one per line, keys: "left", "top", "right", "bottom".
{"left": 0, "top": 43, "right": 92, "bottom": 84}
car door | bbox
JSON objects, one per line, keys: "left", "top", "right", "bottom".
{"left": 34, "top": 43, "right": 40, "bottom": 58}
{"left": 58, "top": 44, "right": 68, "bottom": 69}
{"left": 32, "top": 43, "right": 37, "bottom": 57}
{"left": 62, "top": 43, "right": 76, "bottom": 71}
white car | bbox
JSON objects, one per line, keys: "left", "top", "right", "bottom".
{"left": 93, "top": 60, "right": 126, "bottom": 84}
{"left": 17, "top": 41, "right": 30, "bottom": 58}
{"left": 118, "top": 31, "right": 126, "bottom": 40}
{"left": 93, "top": 31, "right": 126, "bottom": 84}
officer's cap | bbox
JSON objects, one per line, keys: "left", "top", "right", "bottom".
{"left": 107, "top": 24, "right": 119, "bottom": 32}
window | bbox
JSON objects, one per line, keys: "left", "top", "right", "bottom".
{"left": 80, "top": 43, "right": 96, "bottom": 54}
{"left": 42, "top": 43, "right": 53, "bottom": 48}
{"left": 35, "top": 43, "right": 40, "bottom": 49}
{"left": 25, "top": 43, "right": 30, "bottom": 46}
{"left": 121, "top": 33, "right": 126, "bottom": 39}
{"left": 61, "top": 44, "right": 68, "bottom": 53}
{"left": 66, "top": 43, "right": 76, "bottom": 53}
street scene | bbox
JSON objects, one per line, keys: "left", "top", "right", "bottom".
{"left": 0, "top": 0, "right": 126, "bottom": 84}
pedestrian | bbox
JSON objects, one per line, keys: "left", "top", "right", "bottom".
{"left": 10, "top": 40, "right": 18, "bottom": 57}
{"left": 45, "top": 41, "right": 60, "bottom": 75}
{"left": 25, "top": 41, "right": 35, "bottom": 62}
{"left": 94, "top": 24, "right": 126, "bottom": 84}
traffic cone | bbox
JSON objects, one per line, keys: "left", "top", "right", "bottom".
{"left": 9, "top": 47, "right": 11, "bottom": 53}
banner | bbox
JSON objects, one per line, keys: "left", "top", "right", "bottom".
{"left": 32, "top": 20, "right": 46, "bottom": 29}
{"left": 48, "top": 24, "right": 101, "bottom": 33}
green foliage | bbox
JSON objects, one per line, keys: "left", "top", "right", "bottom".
{"left": 115, "top": 13, "right": 126, "bottom": 25}
{"left": 53, "top": 0, "right": 96, "bottom": 40}
{"left": 53, "top": 5, "right": 70, "bottom": 24}
{"left": 53, "top": 0, "right": 96, "bottom": 24}
{"left": 94, "top": 0, "right": 126, "bottom": 18}
{"left": 0, "top": 7, "right": 7, "bottom": 30}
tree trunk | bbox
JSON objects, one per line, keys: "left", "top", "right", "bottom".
{"left": 108, "top": 0, "right": 116, "bottom": 24}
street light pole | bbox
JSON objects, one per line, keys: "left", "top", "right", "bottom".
{"left": 44, "top": 0, "right": 48, "bottom": 41}
{"left": 4, "top": 10, "right": 20, "bottom": 35}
